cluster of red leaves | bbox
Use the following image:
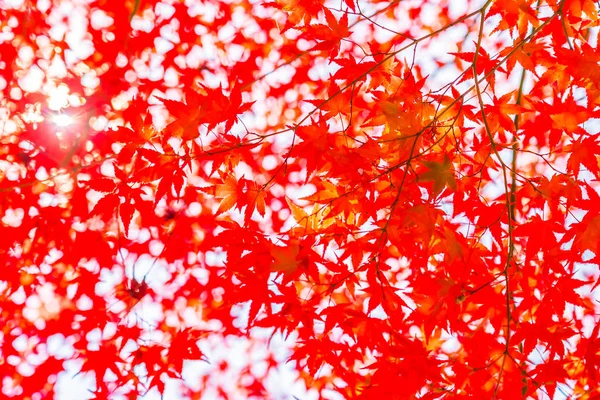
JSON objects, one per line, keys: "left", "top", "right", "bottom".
{"left": 2, "top": 0, "right": 600, "bottom": 398}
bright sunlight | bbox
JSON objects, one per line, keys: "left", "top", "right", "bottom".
{"left": 52, "top": 113, "right": 73, "bottom": 127}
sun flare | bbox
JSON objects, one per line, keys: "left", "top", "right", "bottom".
{"left": 52, "top": 113, "right": 73, "bottom": 127}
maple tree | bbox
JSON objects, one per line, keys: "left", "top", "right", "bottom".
{"left": 2, "top": 0, "right": 600, "bottom": 398}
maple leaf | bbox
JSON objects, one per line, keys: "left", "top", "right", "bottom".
{"left": 285, "top": 198, "right": 335, "bottom": 235}
{"left": 571, "top": 215, "right": 600, "bottom": 255}
{"left": 332, "top": 57, "right": 377, "bottom": 82}
{"left": 566, "top": 136, "right": 600, "bottom": 178}
{"left": 244, "top": 180, "right": 267, "bottom": 221}
{"left": 270, "top": 239, "right": 302, "bottom": 275}
{"left": 483, "top": 91, "right": 530, "bottom": 133}
{"left": 304, "top": 82, "right": 358, "bottom": 120}
{"left": 290, "top": 118, "right": 331, "bottom": 179}
{"left": 213, "top": 173, "right": 242, "bottom": 215}
{"left": 419, "top": 155, "right": 457, "bottom": 197}
{"left": 303, "top": 8, "right": 351, "bottom": 58}
{"left": 86, "top": 178, "right": 117, "bottom": 193}
{"left": 565, "top": 0, "right": 598, "bottom": 21}
{"left": 167, "top": 329, "right": 208, "bottom": 374}
{"left": 264, "top": 0, "right": 323, "bottom": 30}
{"left": 91, "top": 193, "right": 120, "bottom": 221}
{"left": 157, "top": 85, "right": 253, "bottom": 139}
{"left": 154, "top": 164, "right": 186, "bottom": 204}
{"left": 488, "top": 0, "right": 540, "bottom": 38}
{"left": 576, "top": 322, "right": 600, "bottom": 384}
{"left": 77, "top": 343, "right": 123, "bottom": 390}
{"left": 451, "top": 45, "right": 507, "bottom": 87}
{"left": 513, "top": 216, "right": 564, "bottom": 261}
{"left": 119, "top": 198, "right": 136, "bottom": 236}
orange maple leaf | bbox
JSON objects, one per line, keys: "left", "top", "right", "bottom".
{"left": 419, "top": 155, "right": 457, "bottom": 197}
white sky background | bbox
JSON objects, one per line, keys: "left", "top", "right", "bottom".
{"left": 3, "top": 0, "right": 600, "bottom": 398}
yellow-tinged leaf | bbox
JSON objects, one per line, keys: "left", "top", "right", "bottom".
{"left": 286, "top": 197, "right": 308, "bottom": 223}
{"left": 215, "top": 175, "right": 239, "bottom": 214}
{"left": 215, "top": 175, "right": 238, "bottom": 198}
{"left": 550, "top": 112, "right": 589, "bottom": 132}
{"left": 286, "top": 198, "right": 335, "bottom": 234}
{"left": 255, "top": 190, "right": 266, "bottom": 217}
{"left": 217, "top": 195, "right": 237, "bottom": 215}
{"left": 300, "top": 182, "right": 339, "bottom": 203}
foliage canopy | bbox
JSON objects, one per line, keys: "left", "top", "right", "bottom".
{"left": 1, "top": 0, "right": 600, "bottom": 398}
